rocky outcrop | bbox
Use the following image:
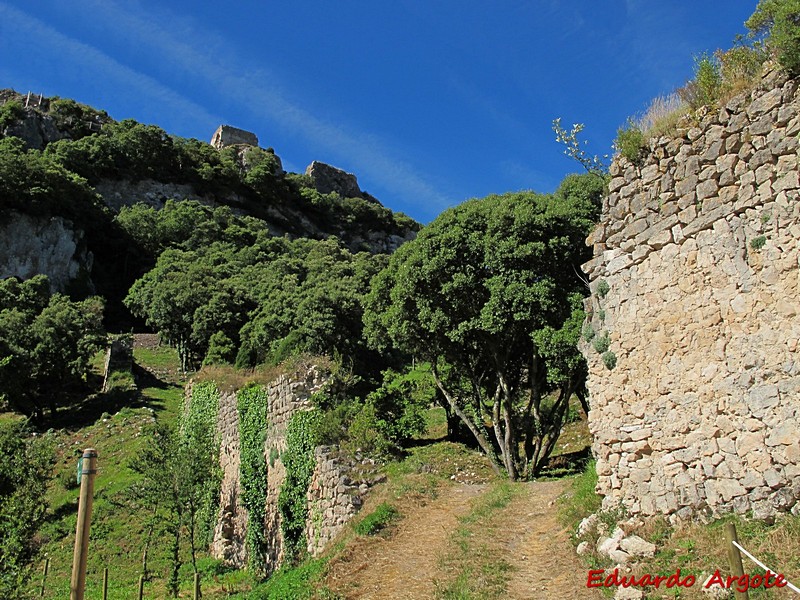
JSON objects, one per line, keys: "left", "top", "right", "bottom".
{"left": 0, "top": 211, "right": 92, "bottom": 291}
{"left": 210, "top": 125, "right": 258, "bottom": 149}
{"left": 582, "top": 64, "right": 800, "bottom": 522}
{"left": 94, "top": 178, "right": 220, "bottom": 212}
{"left": 2, "top": 108, "right": 67, "bottom": 150}
{"left": 305, "top": 161, "right": 380, "bottom": 203}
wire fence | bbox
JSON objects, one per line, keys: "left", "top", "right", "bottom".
{"left": 732, "top": 539, "right": 800, "bottom": 595}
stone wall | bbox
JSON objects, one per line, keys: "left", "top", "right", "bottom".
{"left": 210, "top": 125, "right": 258, "bottom": 149}
{"left": 305, "top": 446, "right": 382, "bottom": 556}
{"left": 210, "top": 366, "right": 372, "bottom": 574}
{"left": 582, "top": 65, "right": 800, "bottom": 522}
{"left": 211, "top": 389, "right": 248, "bottom": 566}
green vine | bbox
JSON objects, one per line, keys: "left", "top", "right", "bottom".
{"left": 278, "top": 410, "right": 322, "bottom": 562}
{"left": 180, "top": 381, "right": 222, "bottom": 550}
{"left": 237, "top": 384, "right": 269, "bottom": 573}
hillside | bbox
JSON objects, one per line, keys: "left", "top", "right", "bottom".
{"left": 0, "top": 89, "right": 419, "bottom": 327}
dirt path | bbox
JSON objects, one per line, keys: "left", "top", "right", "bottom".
{"left": 326, "top": 483, "right": 485, "bottom": 599}
{"left": 501, "top": 479, "right": 602, "bottom": 600}
{"left": 325, "top": 478, "right": 601, "bottom": 600}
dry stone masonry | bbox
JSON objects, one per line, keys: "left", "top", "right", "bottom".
{"left": 582, "top": 64, "right": 800, "bottom": 522}
{"left": 210, "top": 366, "right": 374, "bottom": 574}
{"left": 305, "top": 446, "right": 382, "bottom": 556}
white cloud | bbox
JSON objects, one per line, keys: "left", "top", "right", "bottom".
{"left": 55, "top": 0, "right": 452, "bottom": 215}
{"left": 0, "top": 3, "right": 221, "bottom": 129}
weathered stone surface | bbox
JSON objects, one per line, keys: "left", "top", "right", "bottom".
{"left": 210, "top": 124, "right": 258, "bottom": 148}
{"left": 207, "top": 366, "right": 371, "bottom": 574}
{"left": 305, "top": 161, "right": 378, "bottom": 203}
{"left": 582, "top": 65, "right": 800, "bottom": 521}
{"left": 0, "top": 211, "right": 92, "bottom": 292}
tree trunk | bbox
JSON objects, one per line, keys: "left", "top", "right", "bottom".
{"left": 431, "top": 365, "right": 503, "bottom": 476}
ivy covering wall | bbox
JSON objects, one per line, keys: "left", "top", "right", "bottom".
{"left": 237, "top": 384, "right": 269, "bottom": 572}
{"left": 278, "top": 410, "right": 322, "bottom": 561}
{"left": 179, "top": 381, "right": 222, "bottom": 552}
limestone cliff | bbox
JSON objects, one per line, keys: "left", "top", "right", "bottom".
{"left": 581, "top": 64, "right": 800, "bottom": 522}
{"left": 0, "top": 211, "right": 92, "bottom": 292}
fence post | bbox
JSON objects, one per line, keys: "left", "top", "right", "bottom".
{"left": 137, "top": 575, "right": 144, "bottom": 600}
{"left": 725, "top": 522, "right": 749, "bottom": 600}
{"left": 39, "top": 557, "right": 49, "bottom": 597}
{"left": 194, "top": 572, "right": 200, "bottom": 599}
{"left": 70, "top": 448, "right": 98, "bottom": 600}
{"left": 102, "top": 567, "right": 108, "bottom": 600}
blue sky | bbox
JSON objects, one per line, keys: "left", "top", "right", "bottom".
{"left": 1, "top": 1, "right": 757, "bottom": 222}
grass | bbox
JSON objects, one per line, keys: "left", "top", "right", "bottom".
{"left": 353, "top": 502, "right": 400, "bottom": 536}
{"left": 27, "top": 339, "right": 221, "bottom": 599}
{"left": 560, "top": 461, "right": 800, "bottom": 599}
{"left": 434, "top": 481, "right": 520, "bottom": 600}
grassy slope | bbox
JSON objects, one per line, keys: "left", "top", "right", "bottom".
{"left": 23, "top": 361, "right": 598, "bottom": 600}
{"left": 29, "top": 344, "right": 213, "bottom": 599}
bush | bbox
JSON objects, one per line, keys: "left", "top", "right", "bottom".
{"left": 614, "top": 121, "right": 645, "bottom": 164}
{"left": 750, "top": 235, "right": 767, "bottom": 250}
{"left": 0, "top": 100, "right": 24, "bottom": 130}
{"left": 601, "top": 350, "right": 617, "bottom": 370}
{"left": 592, "top": 332, "right": 610, "bottom": 354}
{"left": 679, "top": 53, "right": 722, "bottom": 109}
{"left": 747, "top": 0, "right": 800, "bottom": 74}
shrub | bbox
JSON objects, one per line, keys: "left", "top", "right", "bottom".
{"left": 602, "top": 351, "right": 617, "bottom": 370}
{"left": 596, "top": 279, "right": 610, "bottom": 298}
{"left": 614, "top": 121, "right": 645, "bottom": 164}
{"left": 747, "top": 0, "right": 800, "bottom": 74}
{"left": 717, "top": 42, "right": 769, "bottom": 99}
{"left": 0, "top": 100, "right": 24, "bottom": 129}
{"left": 581, "top": 323, "right": 595, "bottom": 342}
{"left": 592, "top": 332, "right": 610, "bottom": 354}
{"left": 679, "top": 53, "right": 722, "bottom": 109}
{"left": 751, "top": 235, "right": 767, "bottom": 250}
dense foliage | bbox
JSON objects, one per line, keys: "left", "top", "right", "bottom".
{"left": 0, "top": 275, "right": 104, "bottom": 419}
{"left": 364, "top": 174, "right": 603, "bottom": 478}
{"left": 278, "top": 410, "right": 322, "bottom": 561}
{"left": 0, "top": 422, "right": 53, "bottom": 599}
{"left": 123, "top": 205, "right": 389, "bottom": 380}
{"left": 178, "top": 381, "right": 222, "bottom": 568}
{"left": 747, "top": 0, "right": 800, "bottom": 74}
{"left": 238, "top": 385, "right": 270, "bottom": 572}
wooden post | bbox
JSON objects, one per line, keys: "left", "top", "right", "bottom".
{"left": 137, "top": 575, "right": 144, "bottom": 600}
{"left": 102, "top": 567, "right": 108, "bottom": 600}
{"left": 39, "top": 557, "right": 49, "bottom": 597}
{"left": 725, "top": 522, "right": 749, "bottom": 600}
{"left": 69, "top": 448, "right": 98, "bottom": 600}
{"left": 194, "top": 572, "right": 200, "bottom": 599}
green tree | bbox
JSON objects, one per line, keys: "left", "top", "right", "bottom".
{"left": 363, "top": 176, "right": 602, "bottom": 478}
{"left": 747, "top": 0, "right": 800, "bottom": 74}
{"left": 0, "top": 275, "right": 105, "bottom": 420}
{"left": 0, "top": 422, "right": 53, "bottom": 598}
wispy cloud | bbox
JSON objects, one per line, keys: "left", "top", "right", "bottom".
{"left": 0, "top": 3, "right": 222, "bottom": 129}
{"left": 29, "top": 0, "right": 452, "bottom": 216}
